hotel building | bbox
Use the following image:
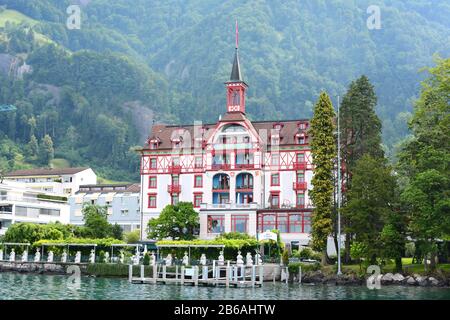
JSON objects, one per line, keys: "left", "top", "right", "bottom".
{"left": 139, "top": 44, "right": 313, "bottom": 247}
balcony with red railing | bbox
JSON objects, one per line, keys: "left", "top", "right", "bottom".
{"left": 211, "top": 164, "right": 232, "bottom": 171}
{"left": 167, "top": 184, "right": 181, "bottom": 193}
{"left": 293, "top": 162, "right": 307, "bottom": 170}
{"left": 168, "top": 165, "right": 182, "bottom": 174}
{"left": 293, "top": 182, "right": 307, "bottom": 191}
{"left": 235, "top": 163, "right": 255, "bottom": 170}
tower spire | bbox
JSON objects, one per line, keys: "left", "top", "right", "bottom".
{"left": 226, "top": 21, "right": 247, "bottom": 113}
{"left": 230, "top": 20, "right": 243, "bottom": 82}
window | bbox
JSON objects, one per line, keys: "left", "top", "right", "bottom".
{"left": 296, "top": 172, "right": 305, "bottom": 183}
{"left": 231, "top": 215, "right": 248, "bottom": 233}
{"left": 195, "top": 156, "right": 203, "bottom": 168}
{"left": 271, "top": 173, "right": 280, "bottom": 186}
{"left": 258, "top": 213, "right": 311, "bottom": 233}
{"left": 298, "top": 136, "right": 306, "bottom": 144}
{"left": 148, "top": 194, "right": 157, "bottom": 208}
{"left": 121, "top": 209, "right": 129, "bottom": 216}
{"left": 271, "top": 154, "right": 280, "bottom": 166}
{"left": 270, "top": 193, "right": 280, "bottom": 208}
{"left": 297, "top": 153, "right": 305, "bottom": 163}
{"left": 194, "top": 175, "right": 203, "bottom": 188}
{"left": 296, "top": 193, "right": 305, "bottom": 208}
{"left": 299, "top": 123, "right": 306, "bottom": 130}
{"left": 194, "top": 194, "right": 202, "bottom": 208}
{"left": 150, "top": 158, "right": 157, "bottom": 169}
{"left": 149, "top": 176, "right": 157, "bottom": 188}
{"left": 289, "top": 214, "right": 301, "bottom": 233}
{"left": 259, "top": 214, "right": 276, "bottom": 233}
{"left": 278, "top": 214, "right": 288, "bottom": 233}
{"left": 171, "top": 194, "right": 179, "bottom": 205}
{"left": 172, "top": 157, "right": 180, "bottom": 166}
{"left": 172, "top": 175, "right": 179, "bottom": 186}
{"left": 207, "top": 215, "right": 224, "bottom": 234}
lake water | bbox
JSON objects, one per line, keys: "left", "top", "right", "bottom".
{"left": 0, "top": 272, "right": 449, "bottom": 300}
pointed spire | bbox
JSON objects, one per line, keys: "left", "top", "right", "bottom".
{"left": 230, "top": 20, "right": 243, "bottom": 82}
{"left": 230, "top": 49, "right": 242, "bottom": 82}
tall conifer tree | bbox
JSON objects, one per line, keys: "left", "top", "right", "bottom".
{"left": 309, "top": 92, "right": 336, "bottom": 259}
{"left": 339, "top": 75, "right": 384, "bottom": 262}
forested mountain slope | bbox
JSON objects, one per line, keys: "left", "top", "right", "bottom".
{"left": 0, "top": 0, "right": 448, "bottom": 180}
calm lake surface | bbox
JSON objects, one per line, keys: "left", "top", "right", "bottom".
{"left": 0, "top": 272, "right": 449, "bottom": 300}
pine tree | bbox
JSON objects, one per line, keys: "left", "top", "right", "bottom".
{"left": 309, "top": 92, "right": 336, "bottom": 259}
{"left": 339, "top": 75, "right": 384, "bottom": 262}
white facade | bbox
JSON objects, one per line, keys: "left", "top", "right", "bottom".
{"left": 0, "top": 180, "right": 70, "bottom": 236}
{"left": 5, "top": 168, "right": 97, "bottom": 196}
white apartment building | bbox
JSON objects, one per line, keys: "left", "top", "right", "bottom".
{"left": 0, "top": 180, "right": 70, "bottom": 236}
{"left": 4, "top": 167, "right": 97, "bottom": 196}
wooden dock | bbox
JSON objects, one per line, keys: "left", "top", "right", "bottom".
{"left": 129, "top": 262, "right": 264, "bottom": 288}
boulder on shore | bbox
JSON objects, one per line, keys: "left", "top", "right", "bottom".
{"left": 392, "top": 273, "right": 405, "bottom": 283}
{"left": 381, "top": 273, "right": 394, "bottom": 284}
{"left": 406, "top": 276, "right": 416, "bottom": 285}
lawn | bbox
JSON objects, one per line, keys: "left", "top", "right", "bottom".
{"left": 50, "top": 158, "right": 71, "bottom": 169}
{"left": 0, "top": 9, "right": 54, "bottom": 45}
{"left": 0, "top": 9, "right": 38, "bottom": 27}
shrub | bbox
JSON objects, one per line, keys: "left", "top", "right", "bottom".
{"left": 219, "top": 232, "right": 255, "bottom": 240}
{"left": 282, "top": 249, "right": 289, "bottom": 266}
{"left": 124, "top": 230, "right": 140, "bottom": 244}
{"left": 288, "top": 262, "right": 321, "bottom": 274}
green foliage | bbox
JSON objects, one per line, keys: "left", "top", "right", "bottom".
{"left": 398, "top": 57, "right": 450, "bottom": 270}
{"left": 33, "top": 237, "right": 124, "bottom": 247}
{"left": 110, "top": 223, "right": 123, "bottom": 241}
{"left": 38, "top": 134, "right": 53, "bottom": 165}
{"left": 350, "top": 241, "right": 367, "bottom": 271}
{"left": 147, "top": 202, "right": 199, "bottom": 240}
{"left": 124, "top": 230, "right": 140, "bottom": 244}
{"left": 288, "top": 262, "right": 321, "bottom": 274}
{"left": 36, "top": 194, "right": 67, "bottom": 202}
{"left": 282, "top": 249, "right": 289, "bottom": 266}
{"left": 86, "top": 264, "right": 153, "bottom": 277}
{"left": 218, "top": 232, "right": 254, "bottom": 240}
{"left": 3, "top": 222, "right": 64, "bottom": 244}
{"left": 82, "top": 204, "right": 112, "bottom": 239}
{"left": 344, "top": 155, "right": 401, "bottom": 263}
{"left": 309, "top": 91, "right": 335, "bottom": 252}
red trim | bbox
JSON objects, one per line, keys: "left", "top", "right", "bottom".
{"left": 270, "top": 173, "right": 280, "bottom": 186}
{"left": 231, "top": 215, "right": 249, "bottom": 233}
{"left": 293, "top": 182, "right": 307, "bottom": 191}
{"left": 147, "top": 193, "right": 157, "bottom": 208}
{"left": 148, "top": 176, "right": 157, "bottom": 189}
{"left": 194, "top": 175, "right": 203, "bottom": 188}
{"left": 193, "top": 194, "right": 202, "bottom": 208}
{"left": 167, "top": 185, "right": 181, "bottom": 193}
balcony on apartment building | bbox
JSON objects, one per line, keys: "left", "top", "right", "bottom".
{"left": 167, "top": 184, "right": 181, "bottom": 193}
{"left": 293, "top": 182, "right": 307, "bottom": 191}
{"left": 167, "top": 164, "right": 182, "bottom": 174}
{"left": 293, "top": 161, "right": 307, "bottom": 170}
{"left": 200, "top": 202, "right": 260, "bottom": 210}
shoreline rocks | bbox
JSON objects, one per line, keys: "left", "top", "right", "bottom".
{"left": 289, "top": 269, "right": 449, "bottom": 287}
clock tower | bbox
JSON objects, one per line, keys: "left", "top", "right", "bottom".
{"left": 226, "top": 23, "right": 248, "bottom": 114}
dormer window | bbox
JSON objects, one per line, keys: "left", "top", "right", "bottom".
{"left": 271, "top": 134, "right": 280, "bottom": 146}
{"left": 273, "top": 123, "right": 284, "bottom": 131}
{"left": 298, "top": 122, "right": 307, "bottom": 130}
{"left": 148, "top": 137, "right": 160, "bottom": 150}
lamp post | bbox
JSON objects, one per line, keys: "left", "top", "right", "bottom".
{"left": 337, "top": 95, "right": 342, "bottom": 276}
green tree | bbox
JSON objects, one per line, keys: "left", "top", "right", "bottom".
{"left": 3, "top": 222, "right": 63, "bottom": 244}
{"left": 111, "top": 223, "right": 124, "bottom": 240}
{"left": 27, "top": 134, "right": 39, "bottom": 157}
{"left": 82, "top": 204, "right": 112, "bottom": 239}
{"left": 309, "top": 92, "right": 336, "bottom": 261}
{"left": 39, "top": 134, "right": 54, "bottom": 165}
{"left": 401, "top": 170, "right": 449, "bottom": 270}
{"left": 343, "top": 155, "right": 399, "bottom": 265}
{"left": 339, "top": 75, "right": 384, "bottom": 262}
{"left": 124, "top": 230, "right": 141, "bottom": 244}
{"left": 147, "top": 202, "right": 199, "bottom": 240}
{"left": 398, "top": 57, "right": 450, "bottom": 271}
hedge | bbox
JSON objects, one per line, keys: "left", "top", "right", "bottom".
{"left": 33, "top": 238, "right": 125, "bottom": 247}
{"left": 288, "top": 262, "right": 321, "bottom": 274}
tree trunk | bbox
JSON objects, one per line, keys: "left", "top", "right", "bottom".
{"left": 394, "top": 256, "right": 402, "bottom": 273}
{"left": 430, "top": 251, "right": 437, "bottom": 271}
{"left": 344, "top": 233, "right": 351, "bottom": 263}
